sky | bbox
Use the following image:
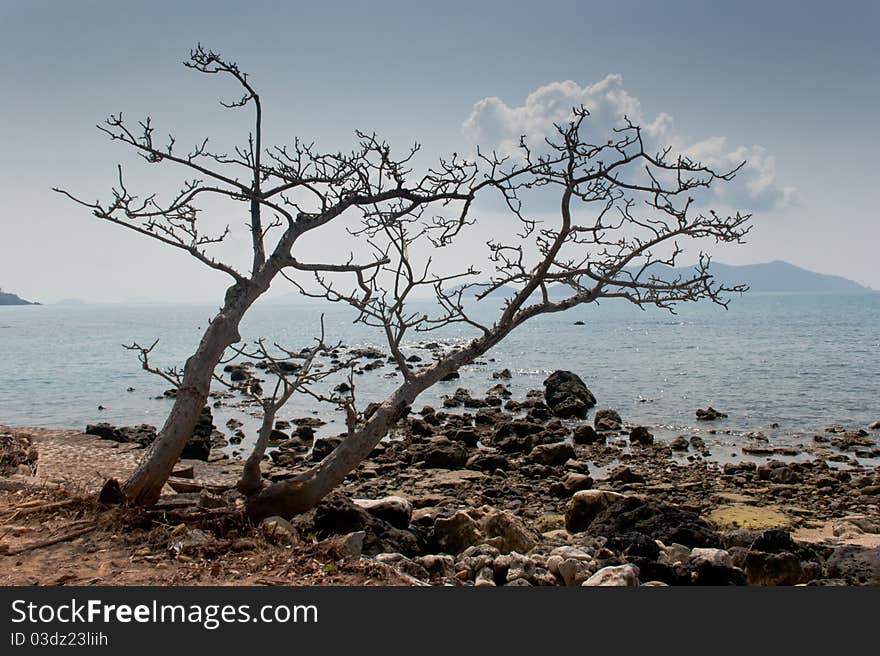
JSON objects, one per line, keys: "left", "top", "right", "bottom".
{"left": 1, "top": 0, "right": 877, "bottom": 303}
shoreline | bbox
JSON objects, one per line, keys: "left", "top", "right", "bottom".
{"left": 2, "top": 380, "right": 879, "bottom": 586}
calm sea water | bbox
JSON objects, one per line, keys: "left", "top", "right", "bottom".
{"left": 1, "top": 292, "right": 878, "bottom": 450}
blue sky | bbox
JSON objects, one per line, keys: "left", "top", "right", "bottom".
{"left": 1, "top": 0, "right": 877, "bottom": 301}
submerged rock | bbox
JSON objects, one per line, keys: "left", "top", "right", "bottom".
{"left": 696, "top": 407, "right": 728, "bottom": 421}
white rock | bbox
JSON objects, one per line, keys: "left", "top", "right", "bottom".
{"left": 582, "top": 564, "right": 640, "bottom": 587}
{"left": 663, "top": 542, "right": 691, "bottom": 567}
{"left": 474, "top": 566, "right": 496, "bottom": 587}
{"left": 549, "top": 545, "right": 593, "bottom": 561}
{"left": 557, "top": 558, "right": 592, "bottom": 586}
{"left": 690, "top": 548, "right": 733, "bottom": 569}
{"left": 505, "top": 552, "right": 536, "bottom": 583}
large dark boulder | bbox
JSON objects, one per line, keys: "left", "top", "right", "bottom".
{"left": 543, "top": 371, "right": 596, "bottom": 419}
{"left": 313, "top": 494, "right": 421, "bottom": 556}
{"left": 410, "top": 437, "right": 468, "bottom": 469}
{"left": 86, "top": 423, "right": 157, "bottom": 447}
{"left": 180, "top": 407, "right": 214, "bottom": 461}
{"left": 825, "top": 546, "right": 880, "bottom": 585}
{"left": 587, "top": 497, "right": 720, "bottom": 548}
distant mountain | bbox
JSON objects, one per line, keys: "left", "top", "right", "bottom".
{"left": 456, "top": 261, "right": 869, "bottom": 299}
{"left": 0, "top": 290, "right": 38, "bottom": 306}
{"left": 644, "top": 261, "right": 869, "bottom": 293}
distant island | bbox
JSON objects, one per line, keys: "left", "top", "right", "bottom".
{"left": 652, "top": 260, "right": 869, "bottom": 293}
{"left": 457, "top": 260, "right": 869, "bottom": 298}
{"left": 0, "top": 289, "right": 39, "bottom": 306}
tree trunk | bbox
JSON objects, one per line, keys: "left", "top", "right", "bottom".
{"left": 122, "top": 280, "right": 262, "bottom": 505}
{"left": 245, "top": 333, "right": 503, "bottom": 520}
{"left": 237, "top": 403, "right": 277, "bottom": 496}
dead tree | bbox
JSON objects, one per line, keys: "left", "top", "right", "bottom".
{"left": 55, "top": 46, "right": 508, "bottom": 505}
{"left": 209, "top": 325, "right": 357, "bottom": 496}
{"left": 244, "top": 111, "right": 751, "bottom": 519}
{"left": 57, "top": 46, "right": 751, "bottom": 513}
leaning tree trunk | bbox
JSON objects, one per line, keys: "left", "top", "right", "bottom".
{"left": 245, "top": 333, "right": 502, "bottom": 521}
{"left": 123, "top": 280, "right": 264, "bottom": 505}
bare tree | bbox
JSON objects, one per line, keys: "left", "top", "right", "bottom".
{"left": 57, "top": 46, "right": 750, "bottom": 514}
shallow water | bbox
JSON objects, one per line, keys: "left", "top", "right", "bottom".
{"left": 1, "top": 291, "right": 878, "bottom": 451}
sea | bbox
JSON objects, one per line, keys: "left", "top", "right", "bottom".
{"left": 1, "top": 291, "right": 878, "bottom": 459}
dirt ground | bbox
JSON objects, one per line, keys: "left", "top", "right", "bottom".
{"left": 0, "top": 427, "right": 410, "bottom": 586}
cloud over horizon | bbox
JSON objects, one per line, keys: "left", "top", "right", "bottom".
{"left": 463, "top": 75, "right": 796, "bottom": 212}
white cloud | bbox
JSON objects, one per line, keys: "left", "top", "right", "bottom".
{"left": 463, "top": 75, "right": 795, "bottom": 211}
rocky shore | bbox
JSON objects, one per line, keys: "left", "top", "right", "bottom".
{"left": 3, "top": 361, "right": 879, "bottom": 586}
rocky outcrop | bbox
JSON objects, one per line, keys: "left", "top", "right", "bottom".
{"left": 543, "top": 371, "right": 596, "bottom": 419}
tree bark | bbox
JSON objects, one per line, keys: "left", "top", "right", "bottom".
{"left": 245, "top": 332, "right": 504, "bottom": 520}
{"left": 122, "top": 280, "right": 262, "bottom": 505}
{"left": 237, "top": 403, "right": 277, "bottom": 496}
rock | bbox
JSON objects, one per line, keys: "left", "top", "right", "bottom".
{"left": 543, "top": 370, "right": 596, "bottom": 419}
{"left": 572, "top": 424, "right": 604, "bottom": 444}
{"left": 593, "top": 409, "right": 622, "bottom": 432}
{"left": 173, "top": 527, "right": 216, "bottom": 555}
{"left": 529, "top": 442, "right": 576, "bottom": 466}
{"left": 181, "top": 407, "right": 215, "bottom": 461}
{"left": 0, "top": 433, "right": 37, "bottom": 475}
{"left": 628, "top": 426, "right": 654, "bottom": 445}
{"left": 411, "top": 438, "right": 468, "bottom": 469}
{"left": 696, "top": 406, "right": 728, "bottom": 421}
{"left": 825, "top": 546, "right": 880, "bottom": 585}
{"left": 465, "top": 451, "right": 510, "bottom": 472}
{"left": 413, "top": 554, "right": 456, "bottom": 579}
{"left": 706, "top": 504, "right": 791, "bottom": 531}
{"left": 587, "top": 497, "right": 720, "bottom": 548}
{"left": 690, "top": 547, "right": 733, "bottom": 569}
{"left": 564, "top": 490, "right": 625, "bottom": 533}
{"left": 440, "top": 371, "right": 461, "bottom": 381}
{"left": 608, "top": 466, "right": 645, "bottom": 485}
{"left": 660, "top": 543, "right": 691, "bottom": 567}
{"left": 832, "top": 515, "right": 880, "bottom": 537}
{"left": 474, "top": 566, "right": 496, "bottom": 587}
{"left": 474, "top": 507, "right": 538, "bottom": 554}
{"left": 261, "top": 516, "right": 299, "bottom": 544}
{"left": 670, "top": 435, "right": 690, "bottom": 451}
{"left": 447, "top": 428, "right": 479, "bottom": 447}
{"left": 492, "top": 368, "right": 513, "bottom": 379}
{"left": 313, "top": 495, "right": 420, "bottom": 556}
{"left": 321, "top": 531, "right": 366, "bottom": 560}
{"left": 744, "top": 551, "right": 808, "bottom": 586}
{"left": 505, "top": 552, "right": 536, "bottom": 584}
{"left": 582, "top": 564, "right": 640, "bottom": 587}
{"left": 549, "top": 472, "right": 594, "bottom": 497}
{"left": 353, "top": 496, "right": 413, "bottom": 529}
{"left": 869, "top": 421, "right": 880, "bottom": 431}
{"left": 409, "top": 418, "right": 435, "bottom": 437}
{"left": 433, "top": 511, "right": 484, "bottom": 554}
{"left": 311, "top": 436, "right": 342, "bottom": 461}
{"left": 557, "top": 558, "right": 593, "bottom": 586}
{"left": 374, "top": 553, "right": 429, "bottom": 580}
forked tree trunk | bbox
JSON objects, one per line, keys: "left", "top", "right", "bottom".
{"left": 123, "top": 280, "right": 264, "bottom": 505}
{"left": 245, "top": 333, "right": 502, "bottom": 521}
{"left": 237, "top": 404, "right": 278, "bottom": 496}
